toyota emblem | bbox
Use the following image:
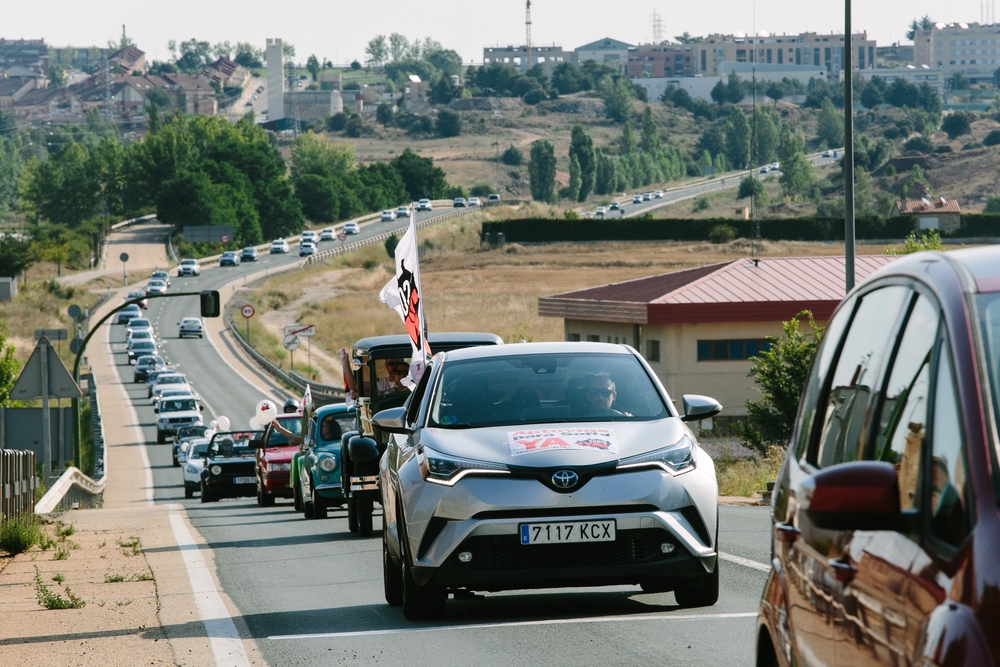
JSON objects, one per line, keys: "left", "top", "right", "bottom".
{"left": 551, "top": 470, "right": 579, "bottom": 489}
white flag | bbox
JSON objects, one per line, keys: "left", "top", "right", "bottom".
{"left": 378, "top": 209, "right": 429, "bottom": 387}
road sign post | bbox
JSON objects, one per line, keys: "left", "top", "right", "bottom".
{"left": 283, "top": 325, "right": 315, "bottom": 373}
{"left": 120, "top": 252, "right": 129, "bottom": 286}
{"left": 241, "top": 304, "right": 255, "bottom": 344}
{"left": 283, "top": 334, "right": 300, "bottom": 371}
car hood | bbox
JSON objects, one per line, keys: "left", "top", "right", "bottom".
{"left": 416, "top": 418, "right": 691, "bottom": 468}
{"left": 158, "top": 410, "right": 201, "bottom": 420}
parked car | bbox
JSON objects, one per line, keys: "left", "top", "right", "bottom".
{"left": 117, "top": 304, "right": 142, "bottom": 325}
{"left": 381, "top": 210, "right": 395, "bottom": 221}
{"left": 125, "top": 291, "right": 149, "bottom": 309}
{"left": 298, "top": 242, "right": 316, "bottom": 257}
{"left": 452, "top": 198, "right": 467, "bottom": 208}
{"left": 151, "top": 270, "right": 171, "bottom": 287}
{"left": 199, "top": 431, "right": 261, "bottom": 502}
{"left": 182, "top": 439, "right": 211, "bottom": 498}
{"left": 240, "top": 247, "right": 259, "bottom": 262}
{"left": 269, "top": 239, "right": 289, "bottom": 254}
{"left": 487, "top": 193, "right": 501, "bottom": 203}
{"left": 301, "top": 230, "right": 318, "bottom": 243}
{"left": 396, "top": 206, "right": 410, "bottom": 218}
{"left": 756, "top": 246, "right": 1000, "bottom": 667}
{"left": 156, "top": 395, "right": 203, "bottom": 443}
{"left": 249, "top": 413, "right": 304, "bottom": 506}
{"left": 342, "top": 333, "right": 504, "bottom": 538}
{"left": 632, "top": 194, "right": 643, "bottom": 204}
{"left": 319, "top": 228, "right": 336, "bottom": 241}
{"left": 219, "top": 251, "right": 241, "bottom": 267}
{"left": 133, "top": 355, "right": 166, "bottom": 383}
{"left": 145, "top": 279, "right": 167, "bottom": 295}
{"left": 127, "top": 339, "right": 157, "bottom": 364}
{"left": 375, "top": 341, "right": 722, "bottom": 619}
{"left": 178, "top": 317, "right": 204, "bottom": 339}
{"left": 416, "top": 199, "right": 433, "bottom": 211}
{"left": 468, "top": 197, "right": 482, "bottom": 207}
{"left": 173, "top": 424, "right": 211, "bottom": 467}
{"left": 177, "top": 259, "right": 201, "bottom": 276}
{"left": 343, "top": 222, "right": 360, "bottom": 235}
{"left": 292, "top": 403, "right": 356, "bottom": 518}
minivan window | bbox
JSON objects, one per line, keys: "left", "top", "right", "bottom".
{"left": 930, "top": 348, "right": 973, "bottom": 546}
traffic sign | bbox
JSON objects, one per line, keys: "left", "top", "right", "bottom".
{"left": 11, "top": 338, "right": 81, "bottom": 400}
{"left": 283, "top": 334, "right": 300, "bottom": 351}
{"left": 241, "top": 305, "right": 255, "bottom": 318}
{"left": 283, "top": 324, "right": 316, "bottom": 337}
{"left": 120, "top": 252, "right": 129, "bottom": 262}
{"left": 70, "top": 338, "right": 83, "bottom": 355}
{"left": 338, "top": 232, "right": 347, "bottom": 242}
{"left": 221, "top": 234, "right": 231, "bottom": 243}
{"left": 68, "top": 304, "right": 82, "bottom": 319}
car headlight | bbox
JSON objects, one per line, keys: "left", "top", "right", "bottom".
{"left": 416, "top": 446, "right": 509, "bottom": 486}
{"left": 210, "top": 465, "right": 222, "bottom": 475}
{"left": 617, "top": 435, "right": 696, "bottom": 474}
{"left": 185, "top": 464, "right": 197, "bottom": 473}
{"left": 318, "top": 455, "right": 337, "bottom": 472}
{"left": 270, "top": 463, "right": 290, "bottom": 472}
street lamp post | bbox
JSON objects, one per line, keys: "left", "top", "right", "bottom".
{"left": 844, "top": 0, "right": 856, "bottom": 293}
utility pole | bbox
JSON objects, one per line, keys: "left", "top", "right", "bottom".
{"left": 525, "top": 0, "right": 532, "bottom": 75}
{"left": 844, "top": 0, "right": 856, "bottom": 293}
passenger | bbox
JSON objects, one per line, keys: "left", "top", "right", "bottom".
{"left": 378, "top": 359, "right": 410, "bottom": 394}
{"left": 269, "top": 418, "right": 304, "bottom": 446}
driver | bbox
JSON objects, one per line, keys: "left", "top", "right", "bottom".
{"left": 584, "top": 373, "right": 617, "bottom": 413}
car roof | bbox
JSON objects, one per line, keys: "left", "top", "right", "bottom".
{"left": 352, "top": 332, "right": 503, "bottom": 356}
{"left": 313, "top": 402, "right": 354, "bottom": 417}
{"left": 439, "top": 340, "right": 637, "bottom": 363}
{"left": 862, "top": 247, "right": 1000, "bottom": 296}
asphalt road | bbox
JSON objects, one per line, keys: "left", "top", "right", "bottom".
{"left": 106, "top": 209, "right": 775, "bottom": 667}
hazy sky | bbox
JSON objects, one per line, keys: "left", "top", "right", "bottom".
{"left": 2, "top": 0, "right": 987, "bottom": 65}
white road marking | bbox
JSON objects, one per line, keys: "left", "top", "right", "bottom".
{"left": 268, "top": 611, "right": 757, "bottom": 640}
{"left": 168, "top": 505, "right": 252, "bottom": 667}
{"left": 105, "top": 321, "right": 154, "bottom": 506}
{"left": 719, "top": 552, "right": 771, "bottom": 572}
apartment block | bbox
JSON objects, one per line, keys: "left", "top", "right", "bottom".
{"left": 691, "top": 31, "right": 876, "bottom": 78}
{"left": 913, "top": 22, "right": 1000, "bottom": 83}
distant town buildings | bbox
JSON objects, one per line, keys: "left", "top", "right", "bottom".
{"left": 574, "top": 38, "right": 632, "bottom": 71}
{"left": 913, "top": 21, "right": 1000, "bottom": 84}
{"left": 482, "top": 45, "right": 569, "bottom": 75}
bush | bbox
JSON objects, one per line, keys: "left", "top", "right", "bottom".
{"left": 984, "top": 196, "right": 1000, "bottom": 214}
{"left": 384, "top": 234, "right": 399, "bottom": 259}
{"left": 984, "top": 129, "right": 1000, "bottom": 147}
{"left": 902, "top": 136, "right": 934, "bottom": 153}
{"left": 470, "top": 184, "right": 493, "bottom": 197}
{"left": 344, "top": 116, "right": 364, "bottom": 138}
{"left": 326, "top": 112, "right": 348, "bottom": 132}
{"left": 0, "top": 515, "right": 42, "bottom": 556}
{"left": 693, "top": 196, "right": 710, "bottom": 213}
{"left": 933, "top": 145, "right": 953, "bottom": 153}
{"left": 436, "top": 109, "right": 462, "bottom": 138}
{"left": 962, "top": 142, "right": 984, "bottom": 151}
{"left": 501, "top": 145, "right": 523, "bottom": 166}
{"left": 522, "top": 88, "right": 547, "bottom": 105}
{"left": 708, "top": 224, "right": 737, "bottom": 243}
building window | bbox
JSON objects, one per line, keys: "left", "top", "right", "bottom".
{"left": 567, "top": 333, "right": 581, "bottom": 342}
{"left": 646, "top": 339, "right": 661, "bottom": 362}
{"left": 697, "top": 339, "right": 774, "bottom": 361}
{"left": 701, "top": 49, "right": 706, "bottom": 71}
{"left": 586, "top": 335, "right": 600, "bottom": 342}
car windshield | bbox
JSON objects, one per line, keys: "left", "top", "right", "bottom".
{"left": 178, "top": 425, "right": 209, "bottom": 440}
{"left": 266, "top": 418, "right": 303, "bottom": 446}
{"left": 137, "top": 356, "right": 162, "bottom": 367}
{"left": 181, "top": 260, "right": 195, "bottom": 265}
{"left": 130, "top": 330, "right": 151, "bottom": 339}
{"left": 134, "top": 341, "right": 155, "bottom": 350}
{"left": 131, "top": 318, "right": 151, "bottom": 327}
{"left": 158, "top": 376, "right": 186, "bottom": 385}
{"left": 429, "top": 352, "right": 669, "bottom": 428}
{"left": 317, "top": 413, "right": 355, "bottom": 443}
{"left": 189, "top": 443, "right": 209, "bottom": 458}
{"left": 161, "top": 398, "right": 197, "bottom": 412}
{"left": 209, "top": 431, "right": 258, "bottom": 457}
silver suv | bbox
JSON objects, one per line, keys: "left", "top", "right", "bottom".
{"left": 177, "top": 259, "right": 200, "bottom": 276}
{"left": 375, "top": 342, "right": 723, "bottom": 619}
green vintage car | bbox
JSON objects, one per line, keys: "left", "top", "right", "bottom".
{"left": 291, "top": 403, "right": 356, "bottom": 519}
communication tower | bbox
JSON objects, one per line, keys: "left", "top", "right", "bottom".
{"left": 652, "top": 9, "right": 664, "bottom": 44}
{"left": 525, "top": 0, "right": 532, "bottom": 74}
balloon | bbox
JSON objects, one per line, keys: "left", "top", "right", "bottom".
{"left": 216, "top": 416, "right": 231, "bottom": 432}
{"left": 203, "top": 428, "right": 216, "bottom": 440}
{"left": 249, "top": 417, "right": 260, "bottom": 430}
{"left": 256, "top": 399, "right": 277, "bottom": 423}
{"left": 209, "top": 419, "right": 218, "bottom": 429}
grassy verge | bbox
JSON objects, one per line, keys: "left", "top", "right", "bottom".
{"left": 0, "top": 515, "right": 43, "bottom": 556}
{"left": 715, "top": 446, "right": 784, "bottom": 497}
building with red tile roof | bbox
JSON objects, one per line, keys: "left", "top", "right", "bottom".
{"left": 890, "top": 198, "right": 961, "bottom": 233}
{"left": 539, "top": 255, "right": 897, "bottom": 418}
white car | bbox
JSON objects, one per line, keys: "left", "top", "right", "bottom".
{"left": 269, "top": 239, "right": 289, "bottom": 254}
{"left": 632, "top": 194, "right": 642, "bottom": 204}
{"left": 416, "top": 199, "right": 433, "bottom": 211}
{"left": 381, "top": 210, "right": 395, "bottom": 222}
{"left": 178, "top": 317, "right": 204, "bottom": 339}
{"left": 126, "top": 317, "right": 154, "bottom": 337}
{"left": 153, "top": 387, "right": 198, "bottom": 411}
{"left": 182, "top": 439, "right": 211, "bottom": 498}
{"left": 299, "top": 242, "right": 317, "bottom": 257}
{"left": 301, "top": 231, "right": 318, "bottom": 243}
{"left": 156, "top": 396, "right": 203, "bottom": 444}
{"left": 642, "top": 193, "right": 652, "bottom": 201}
{"left": 151, "top": 270, "right": 171, "bottom": 287}
{"left": 654, "top": 190, "right": 664, "bottom": 198}
{"left": 487, "top": 194, "right": 501, "bottom": 203}
{"left": 769, "top": 162, "right": 780, "bottom": 171}
{"left": 595, "top": 206, "right": 606, "bottom": 216}
{"left": 319, "top": 228, "right": 336, "bottom": 241}
{"left": 343, "top": 222, "right": 360, "bottom": 235}
{"left": 396, "top": 206, "right": 410, "bottom": 218}
{"left": 177, "top": 259, "right": 200, "bottom": 277}
{"left": 468, "top": 197, "right": 482, "bottom": 207}
{"left": 145, "top": 279, "right": 167, "bottom": 295}
{"left": 150, "top": 373, "right": 191, "bottom": 401}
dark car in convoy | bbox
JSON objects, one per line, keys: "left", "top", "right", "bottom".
{"left": 240, "top": 247, "right": 259, "bottom": 262}
{"left": 133, "top": 355, "right": 165, "bottom": 383}
{"left": 200, "top": 431, "right": 261, "bottom": 502}
{"left": 292, "top": 403, "right": 356, "bottom": 519}
{"left": 756, "top": 247, "right": 1000, "bottom": 667}
{"left": 251, "top": 413, "right": 304, "bottom": 506}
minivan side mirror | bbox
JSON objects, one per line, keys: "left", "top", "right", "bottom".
{"left": 680, "top": 395, "right": 722, "bottom": 422}
{"left": 371, "top": 407, "right": 412, "bottom": 435}
{"left": 802, "top": 461, "right": 903, "bottom": 531}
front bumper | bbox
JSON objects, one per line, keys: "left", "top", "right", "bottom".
{"left": 261, "top": 471, "right": 292, "bottom": 496}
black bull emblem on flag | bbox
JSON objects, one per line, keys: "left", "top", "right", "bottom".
{"left": 397, "top": 260, "right": 422, "bottom": 351}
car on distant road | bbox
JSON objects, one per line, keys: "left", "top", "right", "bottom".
{"left": 396, "top": 206, "right": 410, "bottom": 218}
{"left": 632, "top": 194, "right": 642, "bottom": 204}
{"left": 240, "top": 247, "right": 259, "bottom": 262}
{"left": 256, "top": 85, "right": 264, "bottom": 94}
{"left": 219, "top": 251, "right": 241, "bottom": 267}
{"left": 126, "top": 328, "right": 155, "bottom": 349}
{"left": 769, "top": 162, "right": 780, "bottom": 171}
{"left": 595, "top": 206, "right": 606, "bottom": 216}
{"left": 654, "top": 190, "right": 664, "bottom": 198}
{"left": 452, "top": 198, "right": 467, "bottom": 208}
{"left": 757, "top": 246, "right": 1000, "bottom": 667}
{"left": 127, "top": 339, "right": 157, "bottom": 364}
{"left": 343, "top": 222, "right": 360, "bottom": 235}
{"left": 178, "top": 317, "right": 204, "bottom": 339}
{"left": 298, "top": 242, "right": 317, "bottom": 257}
{"left": 117, "top": 304, "right": 142, "bottom": 325}
{"left": 269, "top": 239, "right": 289, "bottom": 254}
{"left": 127, "top": 317, "right": 154, "bottom": 337}
{"left": 133, "top": 355, "right": 166, "bottom": 383}
{"left": 173, "top": 424, "right": 211, "bottom": 467}
{"left": 145, "top": 279, "right": 167, "bottom": 295}
{"left": 642, "top": 192, "right": 652, "bottom": 201}
{"left": 181, "top": 439, "right": 211, "bottom": 498}
{"left": 177, "top": 259, "right": 201, "bottom": 277}
{"left": 609, "top": 201, "right": 620, "bottom": 211}
{"left": 301, "top": 230, "right": 318, "bottom": 244}
{"left": 124, "top": 290, "right": 149, "bottom": 309}
{"left": 156, "top": 396, "right": 203, "bottom": 443}
{"left": 293, "top": 403, "right": 356, "bottom": 518}
{"left": 151, "top": 270, "right": 171, "bottom": 287}
{"left": 375, "top": 341, "right": 722, "bottom": 619}
{"left": 200, "top": 431, "right": 261, "bottom": 502}
{"left": 250, "top": 413, "right": 304, "bottom": 506}
{"left": 487, "top": 194, "right": 501, "bottom": 203}
{"left": 145, "top": 368, "right": 172, "bottom": 396}
{"left": 760, "top": 166, "right": 769, "bottom": 174}
{"left": 381, "top": 209, "right": 395, "bottom": 221}
{"left": 468, "top": 197, "right": 481, "bottom": 207}
{"left": 416, "top": 199, "right": 432, "bottom": 212}
{"left": 319, "top": 228, "right": 336, "bottom": 241}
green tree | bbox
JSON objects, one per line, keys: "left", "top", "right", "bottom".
{"left": 725, "top": 71, "right": 745, "bottom": 104}
{"left": 941, "top": 111, "right": 972, "bottom": 139}
{"left": 619, "top": 121, "right": 637, "bottom": 156}
{"left": 985, "top": 195, "right": 1000, "bottom": 213}
{"left": 306, "top": 54, "right": 320, "bottom": 81}
{"left": 884, "top": 229, "right": 943, "bottom": 255}
{"left": 391, "top": 148, "right": 448, "bottom": 200}
{"left": 569, "top": 125, "right": 595, "bottom": 201}
{"left": 860, "top": 80, "right": 884, "bottom": 109}
{"left": 365, "top": 35, "right": 388, "bottom": 68}
{"left": 948, "top": 72, "right": 969, "bottom": 91}
{"left": 175, "top": 39, "right": 212, "bottom": 73}
{"left": 528, "top": 140, "right": 556, "bottom": 203}
{"left": 376, "top": 102, "right": 395, "bottom": 127}
{"left": 21, "top": 142, "right": 101, "bottom": 227}
{"left": 600, "top": 76, "right": 635, "bottom": 123}
{"left": 737, "top": 174, "right": 764, "bottom": 200}
{"left": 212, "top": 41, "right": 233, "bottom": 60}
{"left": 429, "top": 75, "right": 457, "bottom": 105}
{"left": 639, "top": 106, "right": 661, "bottom": 153}
{"left": 765, "top": 82, "right": 784, "bottom": 105}
{"left": 733, "top": 312, "right": 824, "bottom": 454}
{"left": 593, "top": 148, "right": 616, "bottom": 196}
{"left": 724, "top": 106, "right": 751, "bottom": 170}
{"left": 234, "top": 42, "right": 263, "bottom": 68}
{"left": 567, "top": 154, "right": 581, "bottom": 201}
{"left": 0, "top": 324, "right": 20, "bottom": 407}
{"left": 710, "top": 79, "right": 727, "bottom": 107}
{"left": 778, "top": 131, "right": 814, "bottom": 196}
{"left": 436, "top": 109, "right": 462, "bottom": 137}
{"left": 388, "top": 33, "right": 409, "bottom": 62}
{"left": 816, "top": 97, "right": 844, "bottom": 147}
{"left": 755, "top": 108, "right": 780, "bottom": 165}
{"left": 0, "top": 236, "right": 35, "bottom": 278}
{"left": 501, "top": 145, "right": 523, "bottom": 166}
{"left": 674, "top": 32, "right": 703, "bottom": 44}
{"left": 0, "top": 135, "right": 22, "bottom": 214}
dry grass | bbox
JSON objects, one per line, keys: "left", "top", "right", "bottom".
{"left": 715, "top": 447, "right": 784, "bottom": 497}
{"left": 0, "top": 279, "right": 102, "bottom": 366}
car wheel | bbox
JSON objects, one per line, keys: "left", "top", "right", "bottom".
{"left": 312, "top": 488, "right": 327, "bottom": 519}
{"left": 172, "top": 457, "right": 179, "bottom": 468}
{"left": 383, "top": 522, "right": 402, "bottom": 606}
{"left": 200, "top": 482, "right": 213, "bottom": 503}
{"left": 401, "top": 550, "right": 445, "bottom": 620}
{"left": 357, "top": 495, "right": 374, "bottom": 537}
{"left": 156, "top": 431, "right": 166, "bottom": 444}
{"left": 674, "top": 558, "right": 720, "bottom": 608}
{"left": 347, "top": 496, "right": 359, "bottom": 533}
{"left": 185, "top": 485, "right": 194, "bottom": 499}
{"left": 257, "top": 484, "right": 275, "bottom": 507}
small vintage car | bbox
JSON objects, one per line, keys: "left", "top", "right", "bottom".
{"left": 291, "top": 403, "right": 356, "bottom": 519}
{"left": 251, "top": 413, "right": 304, "bottom": 506}
{"left": 199, "top": 431, "right": 261, "bottom": 502}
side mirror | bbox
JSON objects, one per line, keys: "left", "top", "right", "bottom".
{"left": 153, "top": 407, "right": 158, "bottom": 413}
{"left": 199, "top": 405, "right": 204, "bottom": 411}
{"left": 371, "top": 407, "right": 412, "bottom": 435}
{"left": 802, "top": 461, "right": 903, "bottom": 531}
{"left": 680, "top": 394, "right": 723, "bottom": 422}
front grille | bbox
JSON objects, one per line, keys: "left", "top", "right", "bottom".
{"left": 214, "top": 462, "right": 255, "bottom": 477}
{"left": 167, "top": 417, "right": 196, "bottom": 424}
{"left": 457, "top": 528, "right": 675, "bottom": 570}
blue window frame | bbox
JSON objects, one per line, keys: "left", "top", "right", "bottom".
{"left": 697, "top": 339, "right": 773, "bottom": 361}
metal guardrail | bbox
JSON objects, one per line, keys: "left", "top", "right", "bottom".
{"left": 1, "top": 449, "right": 36, "bottom": 520}
{"left": 110, "top": 213, "right": 157, "bottom": 231}
{"left": 35, "top": 467, "right": 104, "bottom": 514}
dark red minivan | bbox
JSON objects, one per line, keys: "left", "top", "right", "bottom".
{"left": 757, "top": 247, "right": 1000, "bottom": 667}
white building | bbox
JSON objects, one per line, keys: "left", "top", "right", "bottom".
{"left": 914, "top": 22, "right": 1000, "bottom": 84}
{"left": 855, "top": 66, "right": 945, "bottom": 96}
{"left": 266, "top": 38, "right": 284, "bottom": 121}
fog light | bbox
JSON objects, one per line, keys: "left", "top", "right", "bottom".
{"left": 319, "top": 474, "right": 328, "bottom": 482}
{"left": 660, "top": 542, "right": 675, "bottom": 554}
{"left": 458, "top": 551, "right": 473, "bottom": 563}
